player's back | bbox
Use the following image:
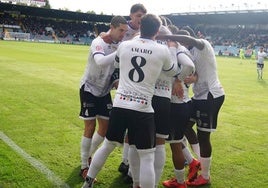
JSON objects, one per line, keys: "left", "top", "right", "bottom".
{"left": 114, "top": 37, "right": 178, "bottom": 112}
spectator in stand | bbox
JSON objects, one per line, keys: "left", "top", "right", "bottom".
{"left": 218, "top": 50, "right": 223, "bottom": 56}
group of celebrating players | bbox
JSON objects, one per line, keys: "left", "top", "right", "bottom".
{"left": 78, "top": 3, "right": 225, "bottom": 188}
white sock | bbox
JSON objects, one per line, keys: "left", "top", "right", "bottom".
{"left": 128, "top": 146, "right": 140, "bottom": 187}
{"left": 87, "top": 139, "right": 116, "bottom": 178}
{"left": 138, "top": 149, "right": 155, "bottom": 188}
{"left": 182, "top": 136, "right": 188, "bottom": 147}
{"left": 154, "top": 144, "right": 166, "bottom": 186}
{"left": 88, "top": 132, "right": 104, "bottom": 157}
{"left": 182, "top": 147, "right": 194, "bottom": 164}
{"left": 174, "top": 168, "right": 185, "bottom": 184}
{"left": 81, "top": 136, "right": 91, "bottom": 169}
{"left": 122, "top": 142, "right": 129, "bottom": 165}
{"left": 191, "top": 143, "right": 200, "bottom": 159}
{"left": 200, "top": 157, "right": 212, "bottom": 179}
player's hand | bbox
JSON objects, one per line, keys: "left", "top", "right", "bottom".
{"left": 184, "top": 74, "right": 197, "bottom": 84}
{"left": 112, "top": 80, "right": 119, "bottom": 90}
{"left": 101, "top": 33, "right": 112, "bottom": 44}
{"left": 172, "top": 78, "right": 184, "bottom": 99}
{"left": 167, "top": 41, "right": 178, "bottom": 48}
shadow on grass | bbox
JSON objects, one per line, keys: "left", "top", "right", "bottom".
{"left": 65, "top": 166, "right": 130, "bottom": 188}
{"left": 188, "top": 185, "right": 211, "bottom": 188}
{"left": 66, "top": 165, "right": 83, "bottom": 188}
{"left": 257, "top": 79, "right": 267, "bottom": 87}
{"left": 107, "top": 174, "right": 130, "bottom": 188}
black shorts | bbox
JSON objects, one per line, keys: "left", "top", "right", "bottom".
{"left": 257, "top": 63, "right": 264, "bottom": 69}
{"left": 152, "top": 96, "right": 171, "bottom": 138}
{"left": 110, "top": 68, "right": 119, "bottom": 84}
{"left": 192, "top": 92, "right": 225, "bottom": 132}
{"left": 79, "top": 85, "right": 113, "bottom": 120}
{"left": 106, "top": 107, "right": 155, "bottom": 150}
{"left": 166, "top": 101, "right": 191, "bottom": 143}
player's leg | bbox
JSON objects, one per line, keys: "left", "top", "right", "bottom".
{"left": 111, "top": 69, "right": 131, "bottom": 177}
{"left": 128, "top": 145, "right": 140, "bottom": 187}
{"left": 152, "top": 96, "right": 171, "bottom": 187}
{"left": 162, "top": 102, "right": 190, "bottom": 188}
{"left": 128, "top": 111, "right": 156, "bottom": 188}
{"left": 79, "top": 86, "right": 98, "bottom": 178}
{"left": 257, "top": 64, "right": 261, "bottom": 79}
{"left": 119, "top": 134, "right": 130, "bottom": 176}
{"left": 260, "top": 64, "right": 264, "bottom": 79}
{"left": 87, "top": 93, "right": 113, "bottom": 162}
{"left": 162, "top": 142, "right": 187, "bottom": 188}
{"left": 80, "top": 119, "right": 96, "bottom": 178}
{"left": 184, "top": 121, "right": 200, "bottom": 159}
{"left": 82, "top": 138, "right": 117, "bottom": 188}
{"left": 87, "top": 118, "right": 108, "bottom": 161}
{"left": 187, "top": 93, "right": 224, "bottom": 186}
{"left": 82, "top": 107, "right": 127, "bottom": 188}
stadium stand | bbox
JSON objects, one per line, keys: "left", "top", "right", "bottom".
{"left": 0, "top": 2, "right": 111, "bottom": 44}
{"left": 1, "top": 2, "right": 267, "bottom": 55}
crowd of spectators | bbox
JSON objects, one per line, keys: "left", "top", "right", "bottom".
{"left": 1, "top": 12, "right": 268, "bottom": 54}
{"left": 1, "top": 12, "right": 109, "bottom": 44}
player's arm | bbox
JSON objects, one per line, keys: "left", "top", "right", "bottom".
{"left": 156, "top": 34, "right": 204, "bottom": 50}
{"left": 94, "top": 51, "right": 117, "bottom": 67}
{"left": 184, "top": 72, "right": 198, "bottom": 85}
{"left": 176, "top": 49, "right": 195, "bottom": 81}
{"left": 162, "top": 45, "right": 181, "bottom": 77}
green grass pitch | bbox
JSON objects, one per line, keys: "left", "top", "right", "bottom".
{"left": 0, "top": 40, "right": 267, "bottom": 188}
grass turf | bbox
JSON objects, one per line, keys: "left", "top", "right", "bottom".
{"left": 0, "top": 40, "right": 267, "bottom": 188}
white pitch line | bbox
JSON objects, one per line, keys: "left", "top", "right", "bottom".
{"left": 0, "top": 131, "right": 70, "bottom": 188}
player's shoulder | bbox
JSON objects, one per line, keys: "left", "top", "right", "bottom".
{"left": 91, "top": 36, "right": 105, "bottom": 46}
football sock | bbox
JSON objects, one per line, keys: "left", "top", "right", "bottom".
{"left": 191, "top": 143, "right": 200, "bottom": 159}
{"left": 128, "top": 146, "right": 140, "bottom": 187}
{"left": 81, "top": 136, "right": 92, "bottom": 169}
{"left": 182, "top": 146, "right": 194, "bottom": 164}
{"left": 88, "top": 132, "right": 104, "bottom": 157}
{"left": 138, "top": 149, "right": 155, "bottom": 188}
{"left": 122, "top": 142, "right": 129, "bottom": 165}
{"left": 182, "top": 136, "right": 188, "bottom": 147}
{"left": 174, "top": 168, "right": 185, "bottom": 184}
{"left": 88, "top": 139, "right": 116, "bottom": 178}
{"left": 200, "top": 156, "right": 212, "bottom": 179}
{"left": 154, "top": 144, "right": 166, "bottom": 186}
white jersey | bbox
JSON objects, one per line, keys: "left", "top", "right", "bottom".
{"left": 80, "top": 36, "right": 119, "bottom": 97}
{"left": 257, "top": 51, "right": 267, "bottom": 64}
{"left": 114, "top": 38, "right": 180, "bottom": 113}
{"left": 190, "top": 39, "right": 224, "bottom": 100}
{"left": 171, "top": 46, "right": 195, "bottom": 104}
{"left": 122, "top": 21, "right": 140, "bottom": 41}
{"left": 154, "top": 40, "right": 173, "bottom": 99}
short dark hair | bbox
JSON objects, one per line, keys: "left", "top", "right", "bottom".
{"left": 130, "top": 3, "right": 147, "bottom": 14}
{"left": 140, "top": 14, "right": 161, "bottom": 38}
{"left": 168, "top": 25, "right": 179, "bottom": 34}
{"left": 110, "top": 16, "right": 127, "bottom": 28}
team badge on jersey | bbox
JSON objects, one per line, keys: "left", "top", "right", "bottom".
{"left": 96, "top": 45, "right": 103, "bottom": 51}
